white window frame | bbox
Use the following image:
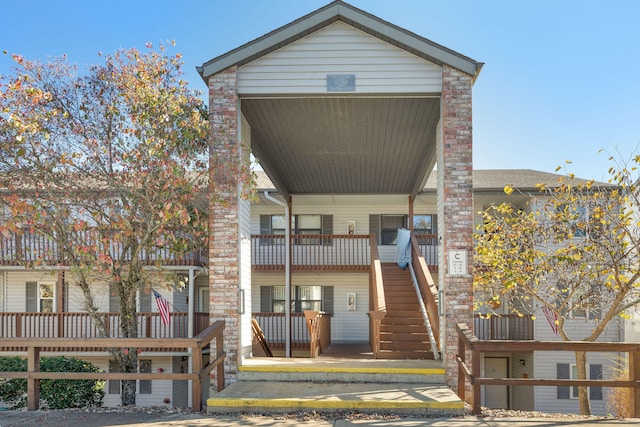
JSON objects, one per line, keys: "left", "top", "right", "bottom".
{"left": 38, "top": 282, "right": 55, "bottom": 313}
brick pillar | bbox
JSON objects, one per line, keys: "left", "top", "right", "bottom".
{"left": 439, "top": 65, "right": 474, "bottom": 388}
{"left": 208, "top": 66, "right": 240, "bottom": 384}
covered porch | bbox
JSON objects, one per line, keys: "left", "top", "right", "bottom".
{"left": 203, "top": 0, "right": 481, "bottom": 386}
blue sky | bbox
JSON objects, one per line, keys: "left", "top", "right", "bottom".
{"left": 2, "top": 0, "right": 639, "bottom": 182}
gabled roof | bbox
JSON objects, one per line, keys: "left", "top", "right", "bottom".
{"left": 197, "top": 0, "right": 483, "bottom": 81}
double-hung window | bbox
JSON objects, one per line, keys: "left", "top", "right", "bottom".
{"left": 261, "top": 285, "right": 333, "bottom": 314}
{"left": 557, "top": 363, "right": 602, "bottom": 400}
{"left": 260, "top": 214, "right": 333, "bottom": 245}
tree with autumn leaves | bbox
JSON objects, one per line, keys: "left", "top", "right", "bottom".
{"left": 0, "top": 44, "right": 250, "bottom": 405}
{"left": 474, "top": 159, "right": 640, "bottom": 416}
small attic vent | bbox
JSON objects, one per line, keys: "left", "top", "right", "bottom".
{"left": 327, "top": 74, "right": 355, "bottom": 92}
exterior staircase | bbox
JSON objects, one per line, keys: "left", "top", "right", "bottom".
{"left": 379, "top": 263, "right": 434, "bottom": 359}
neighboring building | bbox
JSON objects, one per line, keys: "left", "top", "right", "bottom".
{"left": 0, "top": 242, "right": 209, "bottom": 407}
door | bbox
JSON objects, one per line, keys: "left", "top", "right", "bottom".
{"left": 484, "top": 357, "right": 509, "bottom": 408}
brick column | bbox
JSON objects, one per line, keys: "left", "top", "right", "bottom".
{"left": 208, "top": 66, "right": 240, "bottom": 384}
{"left": 439, "top": 65, "right": 474, "bottom": 388}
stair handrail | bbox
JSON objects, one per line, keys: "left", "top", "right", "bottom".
{"left": 407, "top": 262, "right": 440, "bottom": 360}
{"left": 409, "top": 234, "right": 441, "bottom": 358}
{"left": 368, "top": 235, "right": 386, "bottom": 358}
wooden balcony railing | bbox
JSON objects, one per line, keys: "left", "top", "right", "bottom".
{"left": 0, "top": 231, "right": 206, "bottom": 267}
{"left": 0, "top": 320, "right": 226, "bottom": 412}
{"left": 252, "top": 311, "right": 331, "bottom": 357}
{"left": 474, "top": 313, "right": 534, "bottom": 340}
{"left": 415, "top": 234, "right": 438, "bottom": 272}
{"left": 0, "top": 312, "right": 210, "bottom": 343}
{"left": 252, "top": 312, "right": 312, "bottom": 352}
{"left": 456, "top": 322, "right": 640, "bottom": 417}
{"left": 251, "top": 234, "right": 370, "bottom": 272}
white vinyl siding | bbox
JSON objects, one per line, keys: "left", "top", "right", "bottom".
{"left": 252, "top": 272, "right": 369, "bottom": 343}
{"left": 238, "top": 22, "right": 442, "bottom": 95}
{"left": 98, "top": 356, "right": 175, "bottom": 408}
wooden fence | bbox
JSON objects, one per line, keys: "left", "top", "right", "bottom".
{"left": 0, "top": 320, "right": 226, "bottom": 411}
{"left": 456, "top": 322, "right": 640, "bottom": 416}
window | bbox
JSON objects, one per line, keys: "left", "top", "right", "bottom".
{"left": 260, "top": 285, "right": 333, "bottom": 314}
{"left": 555, "top": 204, "right": 587, "bottom": 238}
{"left": 26, "top": 282, "right": 55, "bottom": 313}
{"left": 271, "top": 286, "right": 322, "bottom": 312}
{"left": 557, "top": 282, "right": 601, "bottom": 320}
{"left": 370, "top": 214, "right": 437, "bottom": 245}
{"left": 414, "top": 214, "right": 437, "bottom": 245}
{"left": 557, "top": 363, "right": 602, "bottom": 400}
{"left": 259, "top": 215, "right": 333, "bottom": 245}
{"left": 139, "top": 359, "right": 152, "bottom": 394}
{"left": 38, "top": 283, "right": 54, "bottom": 313}
{"left": 271, "top": 215, "right": 286, "bottom": 235}
{"left": 381, "top": 215, "right": 405, "bottom": 245}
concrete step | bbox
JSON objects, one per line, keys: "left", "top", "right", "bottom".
{"left": 207, "top": 381, "right": 464, "bottom": 416}
{"left": 237, "top": 358, "right": 445, "bottom": 383}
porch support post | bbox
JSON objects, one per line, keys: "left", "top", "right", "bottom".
{"left": 439, "top": 65, "right": 474, "bottom": 389}
{"left": 286, "top": 197, "right": 292, "bottom": 357}
{"left": 56, "top": 270, "right": 64, "bottom": 313}
{"left": 208, "top": 66, "right": 241, "bottom": 385}
{"left": 408, "top": 196, "right": 414, "bottom": 233}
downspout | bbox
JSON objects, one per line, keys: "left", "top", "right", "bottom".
{"left": 264, "top": 191, "right": 291, "bottom": 357}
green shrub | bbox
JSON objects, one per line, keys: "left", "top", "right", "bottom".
{"left": 0, "top": 356, "right": 104, "bottom": 409}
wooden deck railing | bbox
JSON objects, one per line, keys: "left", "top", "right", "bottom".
{"left": 410, "top": 234, "right": 440, "bottom": 351}
{"left": 456, "top": 322, "right": 640, "bottom": 416}
{"left": 251, "top": 234, "right": 370, "bottom": 272}
{"left": 474, "top": 314, "right": 534, "bottom": 340}
{"left": 0, "top": 231, "right": 206, "bottom": 267}
{"left": 0, "top": 312, "right": 210, "bottom": 343}
{"left": 252, "top": 312, "right": 312, "bottom": 351}
{"left": 368, "top": 235, "right": 386, "bottom": 358}
{"left": 0, "top": 320, "right": 226, "bottom": 411}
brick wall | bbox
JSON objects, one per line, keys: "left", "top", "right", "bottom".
{"left": 208, "top": 66, "right": 240, "bottom": 384}
{"left": 440, "top": 65, "right": 474, "bottom": 388}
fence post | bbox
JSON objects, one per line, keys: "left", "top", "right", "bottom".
{"left": 472, "top": 344, "right": 481, "bottom": 415}
{"left": 27, "top": 346, "right": 41, "bottom": 411}
{"left": 191, "top": 344, "right": 202, "bottom": 411}
{"left": 630, "top": 350, "right": 640, "bottom": 418}
{"left": 216, "top": 329, "right": 225, "bottom": 391}
{"left": 457, "top": 330, "right": 466, "bottom": 401}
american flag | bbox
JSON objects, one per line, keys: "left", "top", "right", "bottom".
{"left": 153, "top": 290, "right": 171, "bottom": 326}
{"left": 541, "top": 305, "right": 558, "bottom": 335}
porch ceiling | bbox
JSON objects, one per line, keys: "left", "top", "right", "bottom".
{"left": 242, "top": 96, "right": 440, "bottom": 198}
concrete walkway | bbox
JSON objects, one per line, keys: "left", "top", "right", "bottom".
{"left": 0, "top": 411, "right": 638, "bottom": 427}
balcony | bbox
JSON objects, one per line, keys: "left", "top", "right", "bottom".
{"left": 474, "top": 314, "right": 534, "bottom": 340}
{"left": 0, "top": 231, "right": 207, "bottom": 267}
{"left": 0, "top": 312, "right": 210, "bottom": 352}
{"left": 251, "top": 234, "right": 439, "bottom": 272}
